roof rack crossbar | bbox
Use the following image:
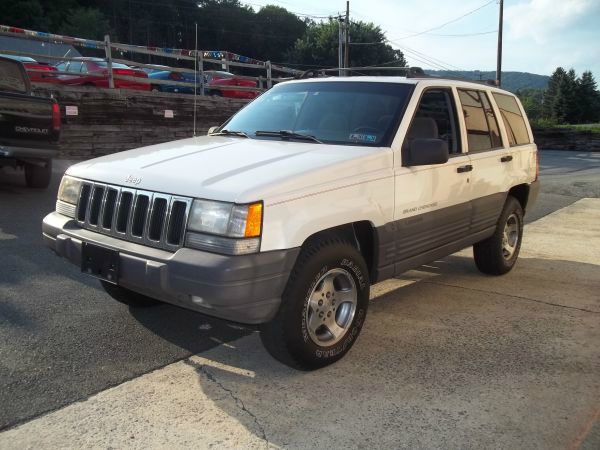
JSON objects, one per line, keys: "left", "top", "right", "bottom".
{"left": 295, "top": 65, "right": 500, "bottom": 86}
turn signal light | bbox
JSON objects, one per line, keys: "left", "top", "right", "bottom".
{"left": 244, "top": 202, "right": 263, "bottom": 237}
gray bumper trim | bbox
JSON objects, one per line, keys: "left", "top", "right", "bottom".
{"left": 526, "top": 179, "right": 540, "bottom": 213}
{"left": 43, "top": 211, "right": 299, "bottom": 324}
{"left": 0, "top": 144, "right": 58, "bottom": 160}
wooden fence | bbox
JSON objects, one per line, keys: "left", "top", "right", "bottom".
{"left": 0, "top": 24, "right": 300, "bottom": 95}
{"left": 35, "top": 85, "right": 248, "bottom": 159}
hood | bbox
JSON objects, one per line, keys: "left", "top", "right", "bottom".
{"left": 66, "top": 136, "right": 392, "bottom": 204}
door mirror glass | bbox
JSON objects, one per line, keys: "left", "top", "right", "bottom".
{"left": 207, "top": 126, "right": 219, "bottom": 135}
{"left": 408, "top": 138, "right": 449, "bottom": 166}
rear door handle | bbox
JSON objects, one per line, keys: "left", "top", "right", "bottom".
{"left": 501, "top": 155, "right": 513, "bottom": 163}
{"left": 457, "top": 164, "right": 473, "bottom": 173}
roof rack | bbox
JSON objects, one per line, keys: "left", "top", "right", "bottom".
{"left": 295, "top": 65, "right": 499, "bottom": 86}
{"left": 296, "top": 66, "right": 425, "bottom": 79}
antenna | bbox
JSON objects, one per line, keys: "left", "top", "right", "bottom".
{"left": 193, "top": 22, "right": 198, "bottom": 137}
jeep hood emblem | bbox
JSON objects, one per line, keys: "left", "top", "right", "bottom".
{"left": 125, "top": 175, "right": 142, "bottom": 185}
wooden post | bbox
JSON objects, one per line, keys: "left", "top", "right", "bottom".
{"left": 344, "top": 1, "right": 350, "bottom": 74}
{"left": 199, "top": 52, "right": 205, "bottom": 96}
{"left": 266, "top": 61, "right": 272, "bottom": 89}
{"left": 104, "top": 35, "right": 114, "bottom": 89}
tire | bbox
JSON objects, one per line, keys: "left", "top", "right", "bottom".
{"left": 260, "top": 233, "right": 370, "bottom": 370}
{"left": 100, "top": 281, "right": 161, "bottom": 307}
{"left": 473, "top": 196, "right": 524, "bottom": 275}
{"left": 24, "top": 160, "right": 52, "bottom": 189}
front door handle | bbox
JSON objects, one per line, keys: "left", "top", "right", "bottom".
{"left": 457, "top": 164, "right": 473, "bottom": 173}
{"left": 501, "top": 155, "right": 513, "bottom": 163}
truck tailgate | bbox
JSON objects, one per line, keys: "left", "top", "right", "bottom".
{"left": 0, "top": 92, "right": 59, "bottom": 146}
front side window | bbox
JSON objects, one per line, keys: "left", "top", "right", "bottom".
{"left": 492, "top": 93, "right": 531, "bottom": 146}
{"left": 403, "top": 88, "right": 461, "bottom": 159}
{"left": 458, "top": 89, "right": 503, "bottom": 152}
{"left": 222, "top": 81, "right": 413, "bottom": 147}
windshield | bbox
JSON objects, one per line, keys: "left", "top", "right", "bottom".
{"left": 222, "top": 81, "right": 413, "bottom": 146}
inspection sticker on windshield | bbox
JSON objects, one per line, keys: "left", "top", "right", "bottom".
{"left": 349, "top": 133, "right": 377, "bottom": 143}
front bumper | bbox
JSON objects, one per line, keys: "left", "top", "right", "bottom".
{"left": 42, "top": 212, "right": 299, "bottom": 324}
{"left": 0, "top": 144, "right": 58, "bottom": 160}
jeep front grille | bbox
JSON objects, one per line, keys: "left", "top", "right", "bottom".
{"left": 75, "top": 181, "right": 192, "bottom": 251}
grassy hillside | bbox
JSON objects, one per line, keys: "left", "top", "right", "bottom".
{"left": 423, "top": 70, "right": 549, "bottom": 92}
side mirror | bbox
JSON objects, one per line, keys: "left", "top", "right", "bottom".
{"left": 408, "top": 138, "right": 449, "bottom": 166}
{"left": 207, "top": 126, "right": 219, "bottom": 135}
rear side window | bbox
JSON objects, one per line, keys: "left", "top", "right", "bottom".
{"left": 492, "top": 93, "right": 531, "bottom": 146}
{"left": 0, "top": 59, "right": 27, "bottom": 93}
{"left": 458, "top": 89, "right": 503, "bottom": 152}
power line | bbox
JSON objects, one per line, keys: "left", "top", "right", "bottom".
{"left": 239, "top": 1, "right": 336, "bottom": 19}
{"left": 412, "top": 30, "right": 497, "bottom": 37}
{"left": 385, "top": 38, "right": 463, "bottom": 71}
{"left": 393, "top": 0, "right": 496, "bottom": 40}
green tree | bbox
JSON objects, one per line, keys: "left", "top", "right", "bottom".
{"left": 288, "top": 19, "right": 406, "bottom": 69}
{"left": 252, "top": 5, "right": 307, "bottom": 62}
{"left": 0, "top": 0, "right": 47, "bottom": 30}
{"left": 542, "top": 67, "right": 565, "bottom": 120}
{"left": 577, "top": 71, "right": 600, "bottom": 123}
{"left": 516, "top": 88, "right": 544, "bottom": 120}
{"left": 59, "top": 7, "right": 112, "bottom": 40}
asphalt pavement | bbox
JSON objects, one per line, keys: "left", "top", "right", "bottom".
{"left": 0, "top": 150, "right": 599, "bottom": 448}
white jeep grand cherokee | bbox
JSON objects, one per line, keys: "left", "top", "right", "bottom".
{"left": 43, "top": 75, "right": 539, "bottom": 370}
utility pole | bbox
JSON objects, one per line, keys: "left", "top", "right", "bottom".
{"left": 496, "top": 0, "right": 504, "bottom": 87}
{"left": 344, "top": 1, "right": 350, "bottom": 74}
{"left": 338, "top": 16, "right": 344, "bottom": 76}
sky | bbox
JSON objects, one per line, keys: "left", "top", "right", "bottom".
{"left": 242, "top": 0, "right": 600, "bottom": 76}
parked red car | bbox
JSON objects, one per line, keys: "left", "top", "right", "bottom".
{"left": 0, "top": 54, "right": 58, "bottom": 83}
{"left": 205, "top": 70, "right": 260, "bottom": 99}
{"left": 54, "top": 57, "right": 150, "bottom": 91}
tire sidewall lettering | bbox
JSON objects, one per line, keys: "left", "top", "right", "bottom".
{"left": 301, "top": 265, "right": 328, "bottom": 343}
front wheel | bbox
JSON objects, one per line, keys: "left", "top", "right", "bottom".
{"left": 260, "top": 234, "right": 370, "bottom": 370}
{"left": 473, "top": 196, "right": 524, "bottom": 275}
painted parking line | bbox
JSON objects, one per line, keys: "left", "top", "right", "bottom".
{"left": 1, "top": 199, "right": 598, "bottom": 449}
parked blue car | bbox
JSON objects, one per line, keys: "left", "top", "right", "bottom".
{"left": 147, "top": 70, "right": 199, "bottom": 94}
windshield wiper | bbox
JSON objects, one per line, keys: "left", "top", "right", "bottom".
{"left": 208, "top": 129, "right": 249, "bottom": 138}
{"left": 255, "top": 130, "right": 323, "bottom": 144}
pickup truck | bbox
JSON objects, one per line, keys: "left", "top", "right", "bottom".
{"left": 0, "top": 56, "right": 61, "bottom": 188}
{"left": 43, "top": 74, "right": 539, "bottom": 370}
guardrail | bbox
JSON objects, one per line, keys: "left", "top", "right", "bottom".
{"left": 0, "top": 24, "right": 301, "bottom": 96}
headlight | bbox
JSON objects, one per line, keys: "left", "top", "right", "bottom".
{"left": 186, "top": 200, "right": 263, "bottom": 255}
{"left": 57, "top": 176, "right": 82, "bottom": 205}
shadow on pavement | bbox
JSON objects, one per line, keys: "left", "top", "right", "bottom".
{"left": 156, "top": 254, "right": 600, "bottom": 449}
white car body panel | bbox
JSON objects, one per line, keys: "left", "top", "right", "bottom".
{"left": 63, "top": 76, "right": 537, "bottom": 253}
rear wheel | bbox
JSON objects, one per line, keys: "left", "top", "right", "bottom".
{"left": 24, "top": 159, "right": 52, "bottom": 189}
{"left": 260, "top": 234, "right": 370, "bottom": 370}
{"left": 473, "top": 196, "right": 524, "bottom": 275}
{"left": 100, "top": 281, "right": 161, "bottom": 307}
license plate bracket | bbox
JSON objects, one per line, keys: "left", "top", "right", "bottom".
{"left": 81, "top": 242, "right": 120, "bottom": 284}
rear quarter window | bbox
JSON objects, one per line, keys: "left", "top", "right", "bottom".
{"left": 492, "top": 93, "right": 531, "bottom": 146}
{"left": 0, "top": 59, "right": 27, "bottom": 93}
